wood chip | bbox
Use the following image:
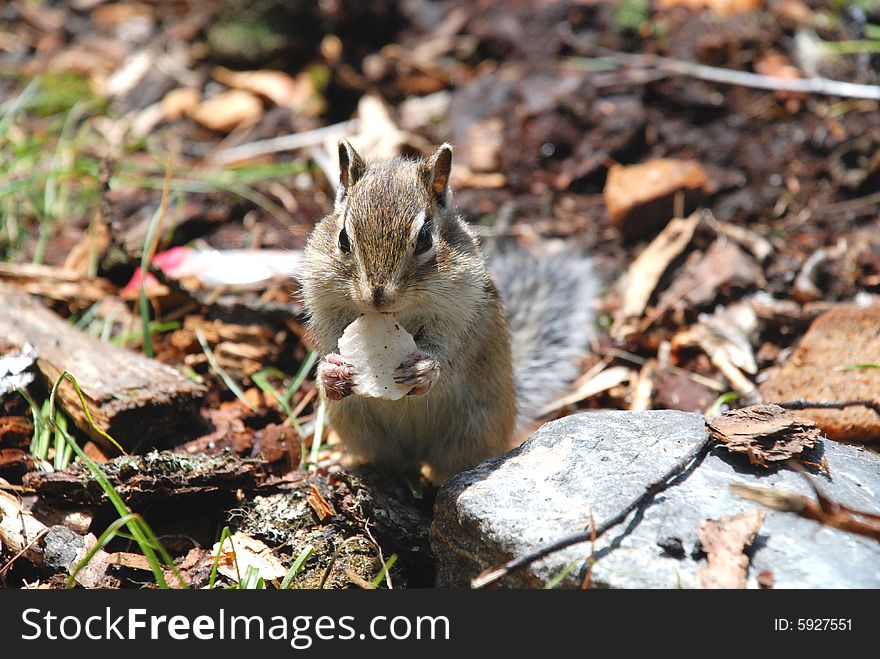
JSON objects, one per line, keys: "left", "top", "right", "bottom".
{"left": 307, "top": 482, "right": 336, "bottom": 521}
{"left": 706, "top": 404, "right": 821, "bottom": 466}
{"left": 698, "top": 509, "right": 765, "bottom": 589}
{"left": 107, "top": 551, "right": 153, "bottom": 571}
{"left": 604, "top": 160, "right": 709, "bottom": 237}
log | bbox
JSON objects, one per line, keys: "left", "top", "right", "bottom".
{"left": 0, "top": 262, "right": 115, "bottom": 310}
{"left": 0, "top": 283, "right": 207, "bottom": 452}
{"left": 24, "top": 451, "right": 264, "bottom": 508}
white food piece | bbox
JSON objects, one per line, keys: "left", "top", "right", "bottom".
{"left": 337, "top": 312, "right": 417, "bottom": 400}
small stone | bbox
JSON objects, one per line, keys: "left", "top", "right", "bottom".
{"left": 657, "top": 536, "right": 686, "bottom": 559}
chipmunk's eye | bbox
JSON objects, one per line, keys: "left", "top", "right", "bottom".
{"left": 338, "top": 227, "right": 351, "bottom": 254}
{"left": 415, "top": 224, "right": 432, "bottom": 255}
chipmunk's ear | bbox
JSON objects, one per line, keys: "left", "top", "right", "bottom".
{"left": 336, "top": 139, "right": 365, "bottom": 210}
{"left": 423, "top": 143, "right": 453, "bottom": 207}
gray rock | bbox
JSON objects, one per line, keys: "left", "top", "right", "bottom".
{"left": 431, "top": 410, "right": 880, "bottom": 588}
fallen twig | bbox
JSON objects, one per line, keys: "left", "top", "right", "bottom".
{"left": 471, "top": 433, "right": 713, "bottom": 588}
{"left": 591, "top": 49, "right": 880, "bottom": 101}
{"left": 778, "top": 399, "right": 880, "bottom": 417}
{"left": 211, "top": 120, "right": 359, "bottom": 165}
{"left": 731, "top": 478, "right": 880, "bottom": 543}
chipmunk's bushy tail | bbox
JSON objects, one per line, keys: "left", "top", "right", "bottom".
{"left": 488, "top": 249, "right": 599, "bottom": 435}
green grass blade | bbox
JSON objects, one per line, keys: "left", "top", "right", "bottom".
{"left": 371, "top": 554, "right": 398, "bottom": 589}
{"left": 283, "top": 350, "right": 317, "bottom": 404}
{"left": 308, "top": 396, "right": 327, "bottom": 468}
{"left": 66, "top": 513, "right": 139, "bottom": 588}
{"left": 280, "top": 545, "right": 315, "bottom": 589}
{"left": 544, "top": 558, "right": 582, "bottom": 589}
{"left": 195, "top": 328, "right": 256, "bottom": 412}
{"left": 705, "top": 391, "right": 739, "bottom": 418}
{"left": 47, "top": 371, "right": 185, "bottom": 588}
{"left": 209, "top": 526, "right": 233, "bottom": 589}
{"left": 252, "top": 367, "right": 294, "bottom": 417}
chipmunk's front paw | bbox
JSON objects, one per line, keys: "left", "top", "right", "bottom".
{"left": 318, "top": 353, "right": 356, "bottom": 400}
{"left": 394, "top": 351, "right": 438, "bottom": 396}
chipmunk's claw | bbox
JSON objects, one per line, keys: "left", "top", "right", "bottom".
{"left": 395, "top": 351, "right": 438, "bottom": 396}
{"left": 318, "top": 353, "right": 356, "bottom": 400}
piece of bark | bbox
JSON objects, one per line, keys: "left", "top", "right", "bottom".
{"left": 706, "top": 404, "right": 821, "bottom": 466}
{"left": 176, "top": 406, "right": 256, "bottom": 457}
{"left": 698, "top": 509, "right": 764, "bottom": 589}
{"left": 604, "top": 160, "right": 709, "bottom": 238}
{"left": 0, "top": 448, "right": 35, "bottom": 481}
{"left": 171, "top": 316, "right": 284, "bottom": 380}
{"left": 24, "top": 450, "right": 264, "bottom": 508}
{"left": 0, "top": 262, "right": 116, "bottom": 310}
{"left": 759, "top": 304, "right": 880, "bottom": 441}
{"left": 611, "top": 212, "right": 701, "bottom": 340}
{"left": 0, "top": 283, "right": 207, "bottom": 452}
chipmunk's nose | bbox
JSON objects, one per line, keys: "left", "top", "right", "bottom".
{"left": 372, "top": 285, "right": 385, "bottom": 308}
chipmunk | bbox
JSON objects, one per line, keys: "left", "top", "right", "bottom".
{"left": 300, "top": 140, "right": 596, "bottom": 483}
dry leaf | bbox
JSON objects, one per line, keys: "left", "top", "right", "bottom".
{"left": 657, "top": 0, "right": 764, "bottom": 19}
{"left": 538, "top": 365, "right": 634, "bottom": 416}
{"left": 213, "top": 67, "right": 301, "bottom": 108}
{"left": 325, "top": 95, "right": 431, "bottom": 168}
{"left": 611, "top": 212, "right": 701, "bottom": 340}
{"left": 162, "top": 88, "right": 201, "bottom": 121}
{"left": 673, "top": 301, "right": 760, "bottom": 402}
{"left": 210, "top": 531, "right": 286, "bottom": 584}
{"left": 189, "top": 90, "right": 263, "bottom": 132}
{"left": 0, "top": 488, "right": 46, "bottom": 562}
